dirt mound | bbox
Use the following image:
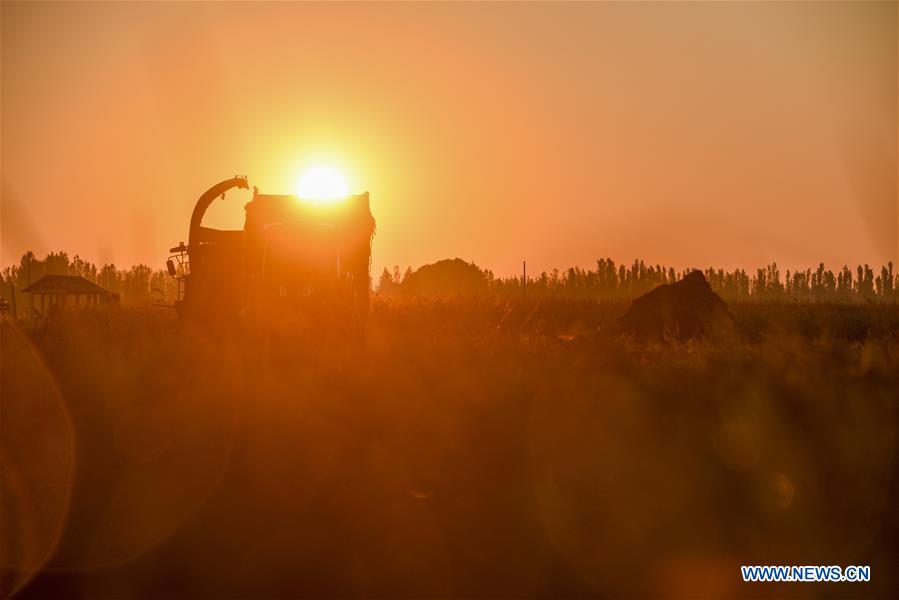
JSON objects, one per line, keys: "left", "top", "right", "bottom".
{"left": 617, "top": 271, "right": 736, "bottom": 340}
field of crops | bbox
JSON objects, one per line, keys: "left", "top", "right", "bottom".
{"left": 3, "top": 298, "right": 898, "bottom": 598}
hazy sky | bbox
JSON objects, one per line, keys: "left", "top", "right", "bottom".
{"left": 2, "top": 1, "right": 896, "bottom": 276}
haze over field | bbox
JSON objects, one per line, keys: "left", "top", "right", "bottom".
{"left": 1, "top": 1, "right": 896, "bottom": 276}
{"left": 3, "top": 5, "right": 899, "bottom": 598}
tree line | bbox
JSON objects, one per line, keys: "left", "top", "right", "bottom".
{"left": 2, "top": 251, "right": 897, "bottom": 316}
{"left": 379, "top": 258, "right": 899, "bottom": 302}
{"left": 1, "top": 251, "right": 178, "bottom": 313}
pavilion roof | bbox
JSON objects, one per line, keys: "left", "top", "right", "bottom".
{"left": 21, "top": 275, "right": 114, "bottom": 295}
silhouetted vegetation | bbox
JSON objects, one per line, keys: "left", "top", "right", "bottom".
{"left": 1, "top": 251, "right": 177, "bottom": 319}
{"left": 380, "top": 258, "right": 899, "bottom": 302}
{"left": 4, "top": 251, "right": 897, "bottom": 321}
{"left": 378, "top": 258, "right": 491, "bottom": 296}
{"left": 4, "top": 251, "right": 898, "bottom": 598}
{"left": 4, "top": 294, "right": 898, "bottom": 597}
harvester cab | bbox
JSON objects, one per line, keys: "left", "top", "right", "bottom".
{"left": 167, "top": 176, "right": 375, "bottom": 324}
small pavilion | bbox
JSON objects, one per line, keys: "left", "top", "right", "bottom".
{"left": 22, "top": 275, "right": 118, "bottom": 316}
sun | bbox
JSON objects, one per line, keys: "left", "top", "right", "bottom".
{"left": 295, "top": 165, "right": 349, "bottom": 203}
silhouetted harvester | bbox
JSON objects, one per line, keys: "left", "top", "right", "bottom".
{"left": 167, "top": 176, "right": 375, "bottom": 322}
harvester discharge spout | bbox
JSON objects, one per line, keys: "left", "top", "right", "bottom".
{"left": 167, "top": 175, "right": 374, "bottom": 326}
{"left": 189, "top": 176, "right": 250, "bottom": 248}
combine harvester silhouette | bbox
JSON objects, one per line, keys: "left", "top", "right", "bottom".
{"left": 166, "top": 177, "right": 375, "bottom": 327}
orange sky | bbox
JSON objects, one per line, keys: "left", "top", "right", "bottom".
{"left": 2, "top": 2, "right": 896, "bottom": 276}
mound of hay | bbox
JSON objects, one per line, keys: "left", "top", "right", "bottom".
{"left": 617, "top": 271, "right": 735, "bottom": 340}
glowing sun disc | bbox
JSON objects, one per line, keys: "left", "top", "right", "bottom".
{"left": 295, "top": 166, "right": 349, "bottom": 203}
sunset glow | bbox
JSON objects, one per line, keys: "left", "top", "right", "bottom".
{"left": 295, "top": 165, "right": 349, "bottom": 203}
{"left": 2, "top": 3, "right": 898, "bottom": 598}
{"left": 1, "top": 2, "right": 895, "bottom": 274}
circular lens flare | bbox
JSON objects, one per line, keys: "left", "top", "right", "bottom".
{"left": 295, "top": 166, "right": 349, "bottom": 203}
